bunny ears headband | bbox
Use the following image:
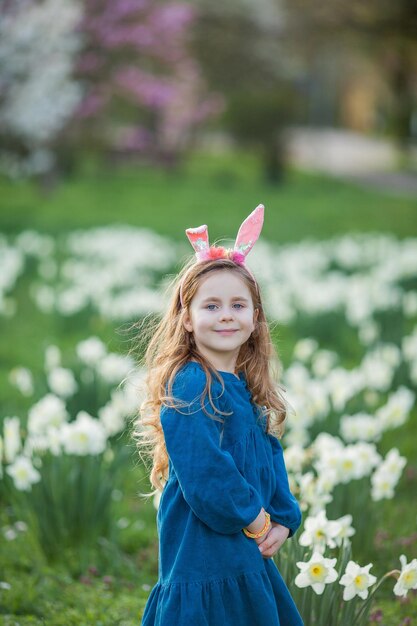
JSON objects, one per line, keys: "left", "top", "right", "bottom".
{"left": 179, "top": 203, "right": 264, "bottom": 307}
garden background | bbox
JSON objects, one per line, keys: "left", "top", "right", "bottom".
{"left": 1, "top": 0, "right": 417, "bottom": 624}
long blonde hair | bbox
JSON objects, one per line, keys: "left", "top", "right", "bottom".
{"left": 131, "top": 257, "right": 288, "bottom": 498}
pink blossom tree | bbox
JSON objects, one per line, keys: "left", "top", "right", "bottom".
{"left": 75, "top": 0, "right": 223, "bottom": 166}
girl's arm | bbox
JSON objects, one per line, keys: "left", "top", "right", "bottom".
{"left": 265, "top": 434, "right": 302, "bottom": 538}
{"left": 161, "top": 368, "right": 264, "bottom": 535}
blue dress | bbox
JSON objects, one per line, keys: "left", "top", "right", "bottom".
{"left": 141, "top": 361, "right": 304, "bottom": 626}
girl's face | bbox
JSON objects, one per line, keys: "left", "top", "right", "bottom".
{"left": 182, "top": 270, "right": 258, "bottom": 368}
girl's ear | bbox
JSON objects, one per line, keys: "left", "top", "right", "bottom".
{"left": 253, "top": 308, "right": 259, "bottom": 323}
{"left": 183, "top": 311, "right": 193, "bottom": 333}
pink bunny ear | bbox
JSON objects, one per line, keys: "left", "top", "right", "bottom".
{"left": 185, "top": 224, "right": 210, "bottom": 259}
{"left": 233, "top": 204, "right": 264, "bottom": 258}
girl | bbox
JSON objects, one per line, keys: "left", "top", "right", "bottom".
{"left": 134, "top": 204, "right": 303, "bottom": 626}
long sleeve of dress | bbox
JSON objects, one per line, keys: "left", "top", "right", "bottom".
{"left": 160, "top": 368, "right": 264, "bottom": 535}
{"left": 265, "top": 434, "right": 302, "bottom": 538}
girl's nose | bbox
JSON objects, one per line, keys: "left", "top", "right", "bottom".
{"left": 219, "top": 309, "right": 234, "bottom": 320}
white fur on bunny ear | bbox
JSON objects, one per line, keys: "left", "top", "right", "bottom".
{"left": 185, "top": 224, "right": 210, "bottom": 255}
{"left": 234, "top": 204, "right": 264, "bottom": 257}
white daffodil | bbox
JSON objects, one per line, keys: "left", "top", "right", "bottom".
{"left": 27, "top": 393, "right": 68, "bottom": 436}
{"left": 312, "top": 433, "right": 344, "bottom": 456}
{"left": 293, "top": 338, "right": 318, "bottom": 362}
{"left": 299, "top": 510, "right": 341, "bottom": 553}
{"left": 381, "top": 448, "right": 407, "bottom": 478}
{"left": 371, "top": 448, "right": 406, "bottom": 501}
{"left": 60, "top": 411, "right": 107, "bottom": 455}
{"left": 8, "top": 366, "right": 34, "bottom": 396}
{"left": 327, "top": 367, "right": 359, "bottom": 411}
{"left": 96, "top": 353, "right": 135, "bottom": 384}
{"left": 283, "top": 425, "right": 310, "bottom": 449}
{"left": 376, "top": 386, "right": 414, "bottom": 430}
{"left": 6, "top": 455, "right": 41, "bottom": 491}
{"left": 339, "top": 561, "right": 377, "bottom": 600}
{"left": 316, "top": 468, "right": 338, "bottom": 495}
{"left": 295, "top": 551, "right": 338, "bottom": 595}
{"left": 333, "top": 514, "right": 356, "bottom": 546}
{"left": 44, "top": 344, "right": 61, "bottom": 371}
{"left": 371, "top": 473, "right": 396, "bottom": 500}
{"left": 283, "top": 445, "right": 307, "bottom": 473}
{"left": 298, "top": 472, "right": 331, "bottom": 513}
{"left": 354, "top": 442, "right": 382, "bottom": 475}
{"left": 47, "top": 366, "right": 78, "bottom": 398}
{"left": 340, "top": 413, "right": 381, "bottom": 443}
{"left": 76, "top": 336, "right": 107, "bottom": 366}
{"left": 3, "top": 416, "right": 21, "bottom": 463}
{"left": 311, "top": 349, "right": 338, "bottom": 378}
{"left": 98, "top": 404, "right": 125, "bottom": 437}
{"left": 393, "top": 555, "right": 417, "bottom": 597}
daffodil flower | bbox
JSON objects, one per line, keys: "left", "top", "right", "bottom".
{"left": 295, "top": 551, "right": 338, "bottom": 595}
{"left": 339, "top": 561, "right": 377, "bottom": 600}
{"left": 393, "top": 555, "right": 417, "bottom": 597}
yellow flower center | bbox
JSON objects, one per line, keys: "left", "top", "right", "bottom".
{"left": 403, "top": 571, "right": 417, "bottom": 588}
{"left": 309, "top": 564, "right": 326, "bottom": 582}
{"left": 354, "top": 574, "right": 368, "bottom": 590}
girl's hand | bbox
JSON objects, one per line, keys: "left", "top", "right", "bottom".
{"left": 255, "top": 521, "right": 290, "bottom": 559}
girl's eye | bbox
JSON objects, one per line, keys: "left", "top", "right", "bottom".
{"left": 205, "top": 303, "right": 245, "bottom": 310}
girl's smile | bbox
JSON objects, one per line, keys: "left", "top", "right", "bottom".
{"left": 182, "top": 270, "right": 258, "bottom": 373}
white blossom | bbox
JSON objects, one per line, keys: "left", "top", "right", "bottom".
{"left": 340, "top": 413, "right": 381, "bottom": 443}
{"left": 44, "top": 345, "right": 61, "bottom": 371}
{"left": 3, "top": 416, "right": 21, "bottom": 463}
{"left": 47, "top": 367, "right": 78, "bottom": 398}
{"left": 295, "top": 551, "right": 338, "bottom": 595}
{"left": 299, "top": 510, "right": 341, "bottom": 553}
{"left": 8, "top": 366, "right": 34, "bottom": 396}
{"left": 339, "top": 561, "right": 377, "bottom": 600}
{"left": 375, "top": 386, "right": 415, "bottom": 431}
{"left": 76, "top": 336, "right": 107, "bottom": 366}
{"left": 371, "top": 448, "right": 406, "bottom": 501}
{"left": 96, "top": 353, "right": 135, "bottom": 385}
{"left": 333, "top": 514, "right": 356, "bottom": 547}
{"left": 60, "top": 411, "right": 107, "bottom": 456}
{"left": 6, "top": 455, "right": 41, "bottom": 491}
{"left": 0, "top": 0, "right": 84, "bottom": 177}
{"left": 293, "top": 338, "right": 318, "bottom": 362}
{"left": 27, "top": 394, "right": 68, "bottom": 436}
{"left": 393, "top": 555, "right": 417, "bottom": 597}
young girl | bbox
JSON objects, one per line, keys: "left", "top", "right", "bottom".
{"left": 134, "top": 204, "right": 304, "bottom": 626}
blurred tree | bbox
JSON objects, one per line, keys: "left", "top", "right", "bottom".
{"left": 224, "top": 88, "right": 301, "bottom": 183}
{"left": 191, "top": 0, "right": 304, "bottom": 183}
{"left": 0, "top": 0, "right": 83, "bottom": 180}
{"left": 73, "top": 0, "right": 223, "bottom": 170}
{"left": 282, "top": 0, "right": 417, "bottom": 154}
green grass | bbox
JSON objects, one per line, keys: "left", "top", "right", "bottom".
{"left": 0, "top": 151, "right": 416, "bottom": 240}
{"left": 1, "top": 447, "right": 157, "bottom": 624}
{"left": 1, "top": 150, "right": 417, "bottom": 624}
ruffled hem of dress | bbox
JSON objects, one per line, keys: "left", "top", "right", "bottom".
{"left": 141, "top": 567, "right": 284, "bottom": 626}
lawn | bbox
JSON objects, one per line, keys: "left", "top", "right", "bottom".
{"left": 1, "top": 151, "right": 416, "bottom": 240}
{"left": 1, "top": 150, "right": 416, "bottom": 624}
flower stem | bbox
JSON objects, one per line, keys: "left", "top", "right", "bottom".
{"left": 353, "top": 570, "right": 400, "bottom": 624}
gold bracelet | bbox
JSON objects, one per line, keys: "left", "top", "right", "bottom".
{"left": 243, "top": 511, "right": 271, "bottom": 538}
